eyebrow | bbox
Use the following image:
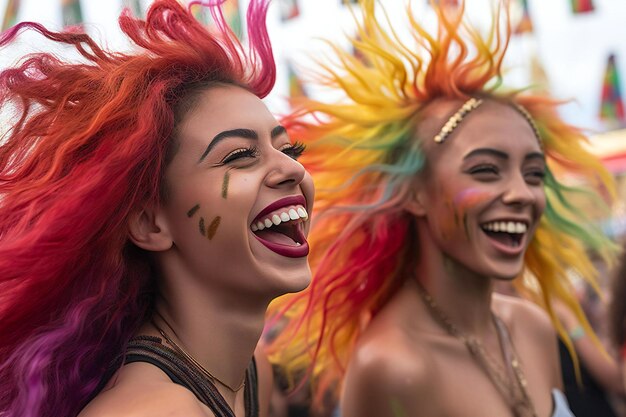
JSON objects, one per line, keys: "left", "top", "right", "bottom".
{"left": 463, "top": 148, "right": 545, "bottom": 162}
{"left": 198, "top": 125, "right": 287, "bottom": 163}
{"left": 271, "top": 125, "right": 287, "bottom": 139}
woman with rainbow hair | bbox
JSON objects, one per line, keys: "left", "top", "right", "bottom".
{"left": 0, "top": 1, "right": 314, "bottom": 416}
{"left": 269, "top": 1, "right": 616, "bottom": 416}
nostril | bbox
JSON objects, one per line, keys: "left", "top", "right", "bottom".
{"left": 277, "top": 178, "right": 297, "bottom": 186}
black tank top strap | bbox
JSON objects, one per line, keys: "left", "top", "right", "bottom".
{"left": 125, "top": 335, "right": 258, "bottom": 417}
{"left": 244, "top": 355, "right": 259, "bottom": 417}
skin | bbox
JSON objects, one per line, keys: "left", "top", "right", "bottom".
{"left": 79, "top": 84, "right": 315, "bottom": 417}
{"left": 341, "top": 98, "right": 562, "bottom": 417}
{"left": 552, "top": 299, "right": 625, "bottom": 396}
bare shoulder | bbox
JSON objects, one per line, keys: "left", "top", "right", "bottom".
{"left": 341, "top": 315, "right": 435, "bottom": 417}
{"left": 492, "top": 293, "right": 555, "bottom": 337}
{"left": 492, "top": 293, "right": 562, "bottom": 388}
{"left": 78, "top": 362, "right": 210, "bottom": 417}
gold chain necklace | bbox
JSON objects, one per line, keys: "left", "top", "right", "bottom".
{"left": 151, "top": 313, "right": 246, "bottom": 393}
{"left": 415, "top": 283, "right": 537, "bottom": 417}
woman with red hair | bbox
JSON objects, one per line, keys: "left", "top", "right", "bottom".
{"left": 0, "top": 1, "right": 314, "bottom": 416}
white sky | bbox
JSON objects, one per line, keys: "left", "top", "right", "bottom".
{"left": 0, "top": 0, "right": 625, "bottom": 132}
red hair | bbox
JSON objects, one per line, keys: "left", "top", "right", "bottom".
{"left": 0, "top": 1, "right": 274, "bottom": 416}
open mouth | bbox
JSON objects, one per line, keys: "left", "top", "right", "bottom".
{"left": 481, "top": 221, "right": 527, "bottom": 248}
{"left": 250, "top": 196, "right": 310, "bottom": 258}
{"left": 251, "top": 206, "right": 308, "bottom": 246}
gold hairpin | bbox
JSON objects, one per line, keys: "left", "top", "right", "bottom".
{"left": 433, "top": 97, "right": 484, "bottom": 144}
{"left": 432, "top": 97, "right": 543, "bottom": 146}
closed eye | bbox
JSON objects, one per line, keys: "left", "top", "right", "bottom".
{"left": 525, "top": 169, "right": 545, "bottom": 185}
{"left": 468, "top": 164, "right": 498, "bottom": 175}
{"left": 280, "top": 141, "right": 306, "bottom": 160}
{"left": 221, "top": 146, "right": 259, "bottom": 164}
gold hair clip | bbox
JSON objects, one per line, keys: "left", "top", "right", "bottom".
{"left": 433, "top": 97, "right": 484, "bottom": 144}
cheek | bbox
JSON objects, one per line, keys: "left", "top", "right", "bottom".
{"left": 434, "top": 188, "right": 494, "bottom": 241}
{"left": 535, "top": 189, "right": 547, "bottom": 215}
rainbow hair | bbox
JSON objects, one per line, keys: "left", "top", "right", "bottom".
{"left": 268, "top": 0, "right": 616, "bottom": 402}
{"left": 0, "top": 1, "right": 274, "bottom": 416}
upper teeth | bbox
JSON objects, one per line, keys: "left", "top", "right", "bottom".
{"left": 482, "top": 221, "right": 527, "bottom": 234}
{"left": 251, "top": 206, "right": 308, "bottom": 232}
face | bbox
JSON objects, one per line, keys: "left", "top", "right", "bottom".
{"left": 158, "top": 84, "right": 314, "bottom": 297}
{"left": 415, "top": 99, "right": 546, "bottom": 280}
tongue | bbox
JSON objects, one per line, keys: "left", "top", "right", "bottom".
{"left": 484, "top": 230, "right": 517, "bottom": 247}
{"left": 255, "top": 229, "right": 298, "bottom": 246}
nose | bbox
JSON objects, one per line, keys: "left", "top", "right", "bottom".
{"left": 264, "top": 148, "right": 306, "bottom": 188}
{"left": 501, "top": 174, "right": 537, "bottom": 207}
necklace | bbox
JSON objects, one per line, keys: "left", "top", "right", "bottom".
{"left": 415, "top": 283, "right": 537, "bottom": 417}
{"left": 151, "top": 313, "right": 246, "bottom": 393}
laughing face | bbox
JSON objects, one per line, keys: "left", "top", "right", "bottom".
{"left": 158, "top": 84, "right": 314, "bottom": 297}
{"left": 415, "top": 98, "right": 546, "bottom": 280}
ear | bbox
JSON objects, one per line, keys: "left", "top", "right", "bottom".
{"left": 404, "top": 186, "right": 428, "bottom": 217}
{"left": 128, "top": 206, "right": 173, "bottom": 252}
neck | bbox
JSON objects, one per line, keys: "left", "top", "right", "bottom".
{"left": 145, "top": 265, "right": 270, "bottom": 405}
{"left": 414, "top": 229, "right": 495, "bottom": 337}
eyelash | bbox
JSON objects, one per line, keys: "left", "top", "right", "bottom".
{"left": 468, "top": 165, "right": 546, "bottom": 184}
{"left": 469, "top": 164, "right": 498, "bottom": 175}
{"left": 281, "top": 141, "right": 306, "bottom": 160}
{"left": 220, "top": 141, "right": 306, "bottom": 165}
{"left": 221, "top": 146, "right": 259, "bottom": 164}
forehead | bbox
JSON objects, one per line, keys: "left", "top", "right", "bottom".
{"left": 177, "top": 84, "right": 274, "bottom": 138}
{"left": 417, "top": 98, "right": 543, "bottom": 162}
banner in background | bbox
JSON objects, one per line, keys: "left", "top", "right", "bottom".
{"left": 2, "top": 0, "right": 20, "bottom": 31}
{"left": 570, "top": 0, "right": 594, "bottom": 14}
{"left": 123, "top": 0, "right": 144, "bottom": 18}
{"left": 599, "top": 54, "right": 625, "bottom": 127}
{"left": 62, "top": 0, "right": 83, "bottom": 27}
{"left": 513, "top": 0, "right": 533, "bottom": 35}
{"left": 287, "top": 61, "right": 307, "bottom": 99}
{"left": 279, "top": 0, "right": 299, "bottom": 22}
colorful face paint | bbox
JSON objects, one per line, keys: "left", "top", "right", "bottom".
{"left": 453, "top": 188, "right": 492, "bottom": 241}
{"left": 199, "top": 217, "right": 206, "bottom": 236}
{"left": 187, "top": 204, "right": 200, "bottom": 218}
{"left": 221, "top": 171, "right": 230, "bottom": 199}
{"left": 207, "top": 216, "right": 221, "bottom": 240}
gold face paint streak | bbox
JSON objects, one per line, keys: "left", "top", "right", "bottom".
{"left": 207, "top": 216, "right": 221, "bottom": 240}
{"left": 199, "top": 217, "right": 206, "bottom": 236}
{"left": 221, "top": 172, "right": 230, "bottom": 199}
{"left": 187, "top": 204, "right": 200, "bottom": 218}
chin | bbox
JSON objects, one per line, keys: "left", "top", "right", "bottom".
{"left": 258, "top": 261, "right": 311, "bottom": 298}
{"left": 487, "top": 263, "right": 524, "bottom": 281}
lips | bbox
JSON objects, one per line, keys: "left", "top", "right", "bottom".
{"left": 251, "top": 195, "right": 310, "bottom": 258}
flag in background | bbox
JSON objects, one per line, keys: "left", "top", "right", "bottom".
{"left": 223, "top": 0, "right": 242, "bottom": 39}
{"left": 599, "top": 54, "right": 625, "bottom": 126}
{"left": 62, "top": 0, "right": 83, "bottom": 28}
{"left": 279, "top": 0, "right": 299, "bottom": 22}
{"left": 2, "top": 0, "right": 19, "bottom": 31}
{"left": 123, "top": 0, "right": 144, "bottom": 18}
{"left": 287, "top": 61, "right": 307, "bottom": 99}
{"left": 189, "top": 1, "right": 210, "bottom": 26}
{"left": 351, "top": 33, "right": 371, "bottom": 67}
{"left": 433, "top": 0, "right": 459, "bottom": 8}
{"left": 570, "top": 0, "right": 594, "bottom": 14}
{"left": 513, "top": 0, "right": 533, "bottom": 35}
{"left": 529, "top": 51, "right": 549, "bottom": 92}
